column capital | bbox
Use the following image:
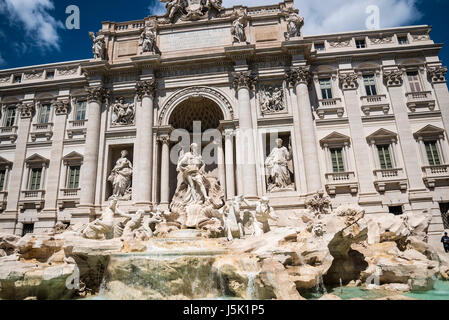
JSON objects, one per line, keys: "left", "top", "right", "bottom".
{"left": 136, "top": 79, "right": 156, "bottom": 99}
{"left": 427, "top": 66, "right": 447, "bottom": 84}
{"left": 339, "top": 72, "right": 359, "bottom": 90}
{"left": 383, "top": 69, "right": 404, "bottom": 87}
{"left": 223, "top": 128, "right": 236, "bottom": 138}
{"left": 232, "top": 71, "right": 258, "bottom": 90}
{"left": 158, "top": 134, "right": 170, "bottom": 145}
{"left": 86, "top": 86, "right": 110, "bottom": 103}
{"left": 285, "top": 66, "right": 311, "bottom": 87}
{"left": 52, "top": 100, "right": 70, "bottom": 116}
{"left": 18, "top": 102, "right": 35, "bottom": 119}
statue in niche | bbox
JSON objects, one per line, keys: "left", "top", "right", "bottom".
{"left": 260, "top": 86, "right": 285, "bottom": 114}
{"left": 231, "top": 14, "right": 248, "bottom": 44}
{"left": 170, "top": 143, "right": 224, "bottom": 229}
{"left": 111, "top": 97, "right": 135, "bottom": 126}
{"left": 265, "top": 138, "right": 294, "bottom": 192}
{"left": 108, "top": 150, "right": 133, "bottom": 200}
{"left": 139, "top": 23, "right": 157, "bottom": 54}
{"left": 89, "top": 32, "right": 106, "bottom": 60}
{"left": 285, "top": 10, "right": 304, "bottom": 40}
{"left": 80, "top": 199, "right": 118, "bottom": 240}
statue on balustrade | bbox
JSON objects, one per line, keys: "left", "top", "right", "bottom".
{"left": 108, "top": 150, "right": 133, "bottom": 200}
{"left": 265, "top": 138, "right": 294, "bottom": 192}
{"left": 285, "top": 10, "right": 304, "bottom": 40}
{"left": 231, "top": 14, "right": 248, "bottom": 44}
{"left": 89, "top": 32, "right": 106, "bottom": 60}
{"left": 139, "top": 23, "right": 158, "bottom": 54}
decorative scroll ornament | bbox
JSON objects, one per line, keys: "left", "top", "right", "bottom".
{"left": 285, "top": 66, "right": 311, "bottom": 87}
{"left": 86, "top": 86, "right": 110, "bottom": 103}
{"left": 260, "top": 86, "right": 285, "bottom": 114}
{"left": 328, "top": 38, "right": 351, "bottom": 48}
{"left": 136, "top": 79, "right": 156, "bottom": 99}
{"left": 232, "top": 71, "right": 258, "bottom": 90}
{"left": 339, "top": 72, "right": 359, "bottom": 90}
{"left": 18, "top": 103, "right": 35, "bottom": 119}
{"left": 52, "top": 100, "right": 70, "bottom": 115}
{"left": 111, "top": 97, "right": 135, "bottom": 126}
{"left": 369, "top": 35, "right": 393, "bottom": 45}
{"left": 428, "top": 66, "right": 447, "bottom": 84}
{"left": 383, "top": 70, "right": 403, "bottom": 87}
{"left": 57, "top": 66, "right": 79, "bottom": 76}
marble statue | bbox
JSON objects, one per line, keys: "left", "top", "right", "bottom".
{"left": 89, "top": 32, "right": 106, "bottom": 60}
{"left": 285, "top": 11, "right": 304, "bottom": 40}
{"left": 139, "top": 24, "right": 157, "bottom": 54}
{"left": 176, "top": 143, "right": 210, "bottom": 205}
{"left": 231, "top": 15, "right": 248, "bottom": 44}
{"left": 252, "top": 197, "right": 277, "bottom": 235}
{"left": 170, "top": 143, "right": 225, "bottom": 231}
{"left": 221, "top": 195, "right": 249, "bottom": 241}
{"left": 111, "top": 97, "right": 135, "bottom": 126}
{"left": 108, "top": 150, "right": 133, "bottom": 200}
{"left": 80, "top": 199, "right": 118, "bottom": 240}
{"left": 164, "top": 0, "right": 187, "bottom": 22}
{"left": 265, "top": 138, "right": 294, "bottom": 192}
{"left": 260, "top": 86, "right": 285, "bottom": 114}
{"left": 118, "top": 210, "right": 164, "bottom": 241}
{"left": 206, "top": 0, "right": 223, "bottom": 12}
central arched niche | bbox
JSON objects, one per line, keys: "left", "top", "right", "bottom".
{"left": 167, "top": 96, "right": 225, "bottom": 202}
{"left": 168, "top": 96, "right": 224, "bottom": 132}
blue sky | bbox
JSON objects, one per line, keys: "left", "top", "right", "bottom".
{"left": 0, "top": 0, "right": 448, "bottom": 70}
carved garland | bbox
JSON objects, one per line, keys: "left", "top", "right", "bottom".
{"left": 158, "top": 86, "right": 234, "bottom": 125}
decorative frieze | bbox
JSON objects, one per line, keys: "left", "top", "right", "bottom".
{"left": 369, "top": 35, "right": 393, "bottom": 45}
{"left": 339, "top": 72, "right": 359, "bottom": 90}
{"left": 57, "top": 66, "right": 79, "bottom": 76}
{"left": 86, "top": 86, "right": 109, "bottom": 103}
{"left": 232, "top": 71, "right": 258, "bottom": 90}
{"left": 0, "top": 75, "right": 11, "bottom": 83}
{"left": 23, "top": 70, "right": 43, "bottom": 80}
{"left": 18, "top": 103, "right": 35, "bottom": 119}
{"left": 411, "top": 34, "right": 430, "bottom": 41}
{"left": 383, "top": 70, "right": 404, "bottom": 87}
{"left": 285, "top": 66, "right": 311, "bottom": 87}
{"left": 136, "top": 79, "right": 156, "bottom": 99}
{"left": 428, "top": 66, "right": 447, "bottom": 84}
{"left": 328, "top": 38, "right": 351, "bottom": 48}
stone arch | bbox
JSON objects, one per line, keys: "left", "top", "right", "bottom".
{"left": 158, "top": 86, "right": 234, "bottom": 126}
{"left": 35, "top": 92, "right": 57, "bottom": 101}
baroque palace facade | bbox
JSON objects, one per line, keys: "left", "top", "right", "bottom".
{"left": 0, "top": 0, "right": 448, "bottom": 243}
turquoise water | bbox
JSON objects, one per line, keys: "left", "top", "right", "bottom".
{"left": 405, "top": 281, "right": 449, "bottom": 300}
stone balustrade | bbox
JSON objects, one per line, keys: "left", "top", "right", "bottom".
{"left": 406, "top": 91, "right": 436, "bottom": 112}
{"left": 361, "top": 95, "right": 390, "bottom": 115}
{"left": 422, "top": 164, "right": 449, "bottom": 188}
{"left": 316, "top": 98, "right": 344, "bottom": 119}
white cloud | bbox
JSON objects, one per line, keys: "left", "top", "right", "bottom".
{"left": 223, "top": 0, "right": 422, "bottom": 35}
{"left": 0, "top": 0, "right": 64, "bottom": 50}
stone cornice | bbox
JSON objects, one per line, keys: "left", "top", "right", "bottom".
{"left": 231, "top": 71, "right": 258, "bottom": 90}
{"left": 285, "top": 66, "right": 311, "bottom": 87}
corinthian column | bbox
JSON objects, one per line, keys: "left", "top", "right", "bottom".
{"left": 2, "top": 102, "right": 34, "bottom": 235}
{"left": 79, "top": 86, "right": 109, "bottom": 211}
{"left": 232, "top": 71, "right": 258, "bottom": 199}
{"left": 41, "top": 100, "right": 70, "bottom": 226}
{"left": 224, "top": 129, "right": 236, "bottom": 200}
{"left": 286, "top": 66, "right": 322, "bottom": 194}
{"left": 134, "top": 80, "right": 156, "bottom": 208}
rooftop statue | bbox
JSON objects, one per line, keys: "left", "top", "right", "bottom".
{"left": 160, "top": 0, "right": 224, "bottom": 23}
{"left": 89, "top": 32, "right": 106, "bottom": 60}
{"left": 139, "top": 23, "right": 158, "bottom": 54}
